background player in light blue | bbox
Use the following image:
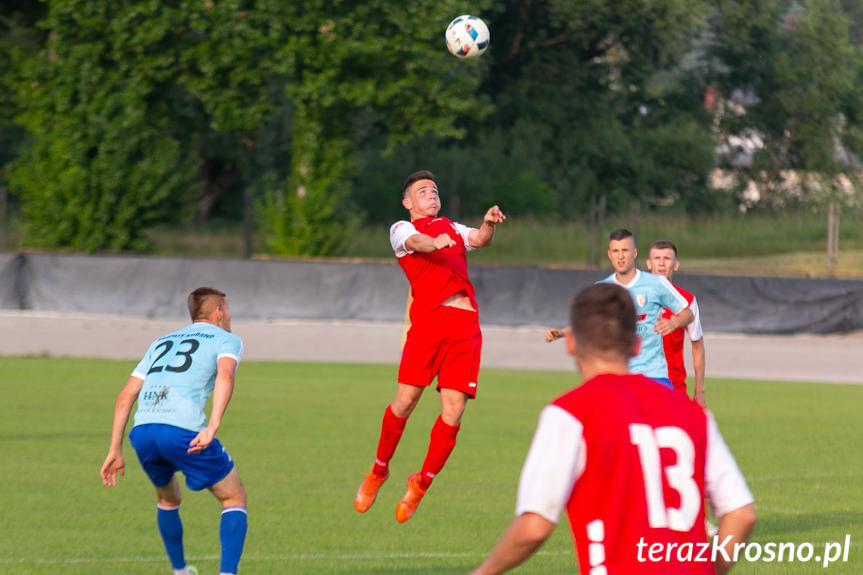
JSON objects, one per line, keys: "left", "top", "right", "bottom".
{"left": 100, "top": 287, "right": 248, "bottom": 575}
{"left": 546, "top": 229, "right": 692, "bottom": 388}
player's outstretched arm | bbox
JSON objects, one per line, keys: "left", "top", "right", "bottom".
{"left": 468, "top": 205, "right": 506, "bottom": 248}
{"left": 714, "top": 503, "right": 756, "bottom": 574}
{"left": 189, "top": 356, "right": 237, "bottom": 454}
{"left": 100, "top": 376, "right": 144, "bottom": 486}
{"left": 470, "top": 512, "right": 555, "bottom": 575}
{"left": 692, "top": 338, "right": 706, "bottom": 407}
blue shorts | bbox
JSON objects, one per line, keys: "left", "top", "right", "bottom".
{"left": 129, "top": 424, "right": 235, "bottom": 491}
{"left": 650, "top": 377, "right": 674, "bottom": 390}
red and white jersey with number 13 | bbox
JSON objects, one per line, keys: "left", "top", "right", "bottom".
{"left": 515, "top": 373, "right": 753, "bottom": 574}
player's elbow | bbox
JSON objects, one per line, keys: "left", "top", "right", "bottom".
{"left": 714, "top": 504, "right": 757, "bottom": 575}
{"left": 517, "top": 512, "right": 556, "bottom": 545}
{"left": 720, "top": 503, "right": 757, "bottom": 540}
{"left": 736, "top": 503, "right": 757, "bottom": 531}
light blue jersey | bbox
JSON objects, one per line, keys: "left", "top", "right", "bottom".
{"left": 131, "top": 322, "right": 243, "bottom": 432}
{"left": 599, "top": 269, "right": 688, "bottom": 379}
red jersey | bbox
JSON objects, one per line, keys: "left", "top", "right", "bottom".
{"left": 516, "top": 373, "right": 752, "bottom": 574}
{"left": 661, "top": 285, "right": 701, "bottom": 393}
{"left": 391, "top": 217, "right": 477, "bottom": 322}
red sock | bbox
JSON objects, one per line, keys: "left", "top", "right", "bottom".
{"left": 420, "top": 416, "right": 461, "bottom": 487}
{"left": 372, "top": 405, "right": 408, "bottom": 475}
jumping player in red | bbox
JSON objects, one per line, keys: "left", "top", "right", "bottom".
{"left": 354, "top": 169, "right": 506, "bottom": 523}
{"left": 646, "top": 239, "right": 707, "bottom": 406}
{"left": 471, "top": 283, "right": 755, "bottom": 575}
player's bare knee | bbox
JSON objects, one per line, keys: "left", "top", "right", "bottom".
{"left": 440, "top": 408, "right": 465, "bottom": 426}
{"left": 157, "top": 494, "right": 182, "bottom": 507}
{"left": 390, "top": 399, "right": 415, "bottom": 418}
{"left": 156, "top": 477, "right": 182, "bottom": 507}
{"left": 391, "top": 386, "right": 423, "bottom": 417}
{"left": 211, "top": 469, "right": 246, "bottom": 507}
{"left": 440, "top": 394, "right": 467, "bottom": 425}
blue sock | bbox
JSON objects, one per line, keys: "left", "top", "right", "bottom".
{"left": 157, "top": 505, "right": 186, "bottom": 570}
{"left": 219, "top": 507, "right": 248, "bottom": 574}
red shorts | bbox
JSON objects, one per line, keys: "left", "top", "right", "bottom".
{"left": 398, "top": 306, "right": 482, "bottom": 398}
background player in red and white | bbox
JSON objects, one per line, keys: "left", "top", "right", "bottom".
{"left": 471, "top": 283, "right": 755, "bottom": 575}
{"left": 646, "top": 239, "right": 706, "bottom": 406}
{"left": 354, "top": 169, "right": 506, "bottom": 523}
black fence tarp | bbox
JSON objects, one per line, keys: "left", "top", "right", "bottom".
{"left": 1, "top": 253, "right": 862, "bottom": 334}
{"left": 0, "top": 253, "right": 24, "bottom": 310}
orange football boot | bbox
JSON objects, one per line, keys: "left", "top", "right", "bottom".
{"left": 354, "top": 468, "right": 389, "bottom": 513}
{"left": 395, "top": 472, "right": 428, "bottom": 523}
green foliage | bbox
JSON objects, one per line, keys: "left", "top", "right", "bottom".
{"left": 350, "top": 0, "right": 719, "bottom": 221}
{"left": 8, "top": 1, "right": 197, "bottom": 251}
{"left": 712, "top": 0, "right": 863, "bottom": 207}
{"left": 6, "top": 0, "right": 494, "bottom": 255}
{"left": 267, "top": 0, "right": 493, "bottom": 253}
{"left": 0, "top": 1, "right": 44, "bottom": 177}
{"left": 3, "top": 0, "right": 863, "bottom": 252}
{"left": 480, "top": 0, "right": 716, "bottom": 214}
{"left": 255, "top": 171, "right": 361, "bottom": 257}
{"left": 351, "top": 120, "right": 562, "bottom": 224}
{"left": 9, "top": 116, "right": 194, "bottom": 251}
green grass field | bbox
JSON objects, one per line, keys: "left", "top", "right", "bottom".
{"left": 1, "top": 358, "right": 860, "bottom": 574}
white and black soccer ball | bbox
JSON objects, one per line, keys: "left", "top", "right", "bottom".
{"left": 445, "top": 15, "right": 490, "bottom": 59}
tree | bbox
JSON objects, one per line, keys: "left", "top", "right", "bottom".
{"left": 0, "top": 1, "right": 46, "bottom": 248}
{"left": 711, "top": 0, "right": 863, "bottom": 209}
{"left": 480, "top": 0, "right": 717, "bottom": 214}
{"left": 7, "top": 2, "right": 198, "bottom": 251}
{"left": 351, "top": 0, "right": 719, "bottom": 221}
{"left": 8, "top": 0, "right": 494, "bottom": 254}
{"left": 256, "top": 0, "right": 493, "bottom": 255}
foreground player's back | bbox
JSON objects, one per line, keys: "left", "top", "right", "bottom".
{"left": 555, "top": 373, "right": 712, "bottom": 574}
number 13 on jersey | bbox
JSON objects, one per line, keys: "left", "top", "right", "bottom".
{"left": 629, "top": 423, "right": 701, "bottom": 532}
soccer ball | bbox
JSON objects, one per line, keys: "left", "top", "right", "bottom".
{"left": 445, "top": 15, "right": 490, "bottom": 59}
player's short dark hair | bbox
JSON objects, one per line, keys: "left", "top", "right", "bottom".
{"left": 609, "top": 228, "right": 634, "bottom": 243}
{"left": 403, "top": 170, "right": 436, "bottom": 198}
{"left": 570, "top": 283, "right": 636, "bottom": 360}
{"left": 188, "top": 287, "right": 226, "bottom": 321}
{"left": 649, "top": 239, "right": 678, "bottom": 257}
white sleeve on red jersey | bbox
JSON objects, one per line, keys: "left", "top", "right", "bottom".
{"left": 704, "top": 412, "right": 754, "bottom": 517}
{"left": 451, "top": 221, "right": 477, "bottom": 252}
{"left": 686, "top": 297, "right": 704, "bottom": 342}
{"left": 390, "top": 220, "right": 419, "bottom": 258}
{"left": 514, "top": 405, "right": 586, "bottom": 524}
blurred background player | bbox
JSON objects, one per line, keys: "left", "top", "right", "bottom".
{"left": 547, "top": 228, "right": 693, "bottom": 389}
{"left": 646, "top": 239, "right": 707, "bottom": 406}
{"left": 100, "top": 287, "right": 248, "bottom": 575}
{"left": 471, "top": 283, "right": 756, "bottom": 575}
{"left": 354, "top": 169, "right": 506, "bottom": 523}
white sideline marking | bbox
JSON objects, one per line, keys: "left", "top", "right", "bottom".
{"left": 0, "top": 550, "right": 571, "bottom": 566}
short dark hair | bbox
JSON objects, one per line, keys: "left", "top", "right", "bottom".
{"left": 609, "top": 228, "right": 634, "bottom": 242}
{"left": 188, "top": 287, "right": 226, "bottom": 321}
{"left": 649, "top": 239, "right": 678, "bottom": 257}
{"left": 403, "top": 170, "right": 436, "bottom": 198}
{"left": 570, "top": 283, "right": 636, "bottom": 360}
